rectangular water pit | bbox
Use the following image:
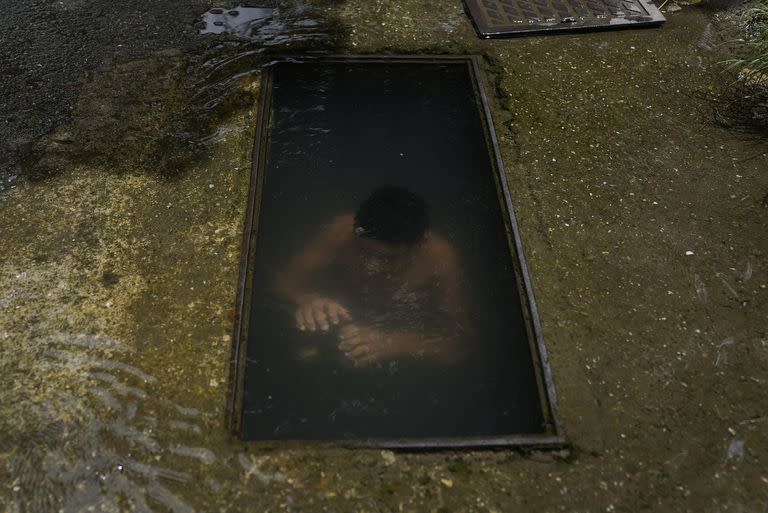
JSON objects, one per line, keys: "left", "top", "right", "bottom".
{"left": 231, "top": 56, "right": 563, "bottom": 448}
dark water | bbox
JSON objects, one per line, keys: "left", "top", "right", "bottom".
{"left": 240, "top": 61, "right": 545, "bottom": 441}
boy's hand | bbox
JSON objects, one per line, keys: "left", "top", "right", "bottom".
{"left": 295, "top": 296, "right": 352, "bottom": 332}
{"left": 338, "top": 323, "right": 392, "bottom": 367}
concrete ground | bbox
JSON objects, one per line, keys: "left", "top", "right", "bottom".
{"left": 1, "top": 1, "right": 767, "bottom": 512}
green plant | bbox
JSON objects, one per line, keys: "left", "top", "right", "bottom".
{"left": 712, "top": 1, "right": 768, "bottom": 132}
{"left": 722, "top": 1, "right": 768, "bottom": 83}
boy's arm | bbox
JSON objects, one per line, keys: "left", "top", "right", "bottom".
{"left": 402, "top": 237, "right": 468, "bottom": 361}
{"left": 274, "top": 214, "right": 354, "bottom": 331}
{"left": 339, "top": 237, "right": 469, "bottom": 366}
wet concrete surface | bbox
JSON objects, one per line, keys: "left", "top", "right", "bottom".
{"left": 0, "top": 0, "right": 218, "bottom": 186}
{"left": 1, "top": 1, "right": 767, "bottom": 512}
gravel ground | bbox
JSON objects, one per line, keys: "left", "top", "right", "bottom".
{"left": 0, "top": 0, "right": 215, "bottom": 185}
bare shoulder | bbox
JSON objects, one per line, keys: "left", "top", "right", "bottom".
{"left": 324, "top": 213, "right": 355, "bottom": 242}
{"left": 419, "top": 233, "right": 459, "bottom": 272}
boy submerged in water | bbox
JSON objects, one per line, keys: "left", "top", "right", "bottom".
{"left": 274, "top": 186, "right": 468, "bottom": 368}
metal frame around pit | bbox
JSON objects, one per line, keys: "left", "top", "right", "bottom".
{"left": 229, "top": 55, "right": 566, "bottom": 450}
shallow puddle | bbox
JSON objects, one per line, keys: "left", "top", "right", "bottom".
{"left": 198, "top": 3, "right": 331, "bottom": 45}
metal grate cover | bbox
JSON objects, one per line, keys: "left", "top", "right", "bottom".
{"left": 464, "top": 0, "right": 665, "bottom": 37}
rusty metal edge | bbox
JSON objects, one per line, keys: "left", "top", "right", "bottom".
{"left": 231, "top": 54, "right": 566, "bottom": 450}
{"left": 462, "top": 0, "right": 665, "bottom": 39}
{"left": 228, "top": 69, "right": 274, "bottom": 437}
{"left": 231, "top": 434, "right": 567, "bottom": 451}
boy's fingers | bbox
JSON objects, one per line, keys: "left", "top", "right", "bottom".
{"left": 313, "top": 305, "right": 329, "bottom": 331}
{"left": 294, "top": 309, "right": 306, "bottom": 331}
{"left": 338, "top": 306, "right": 352, "bottom": 321}
{"left": 347, "top": 345, "right": 370, "bottom": 359}
{"left": 302, "top": 304, "right": 316, "bottom": 331}
{"left": 339, "top": 325, "right": 358, "bottom": 341}
{"left": 338, "top": 338, "right": 359, "bottom": 352}
{"left": 340, "top": 334, "right": 359, "bottom": 346}
{"left": 326, "top": 304, "right": 340, "bottom": 325}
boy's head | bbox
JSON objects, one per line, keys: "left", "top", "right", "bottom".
{"left": 354, "top": 186, "right": 429, "bottom": 248}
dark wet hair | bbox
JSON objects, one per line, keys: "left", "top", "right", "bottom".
{"left": 354, "top": 186, "right": 429, "bottom": 246}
